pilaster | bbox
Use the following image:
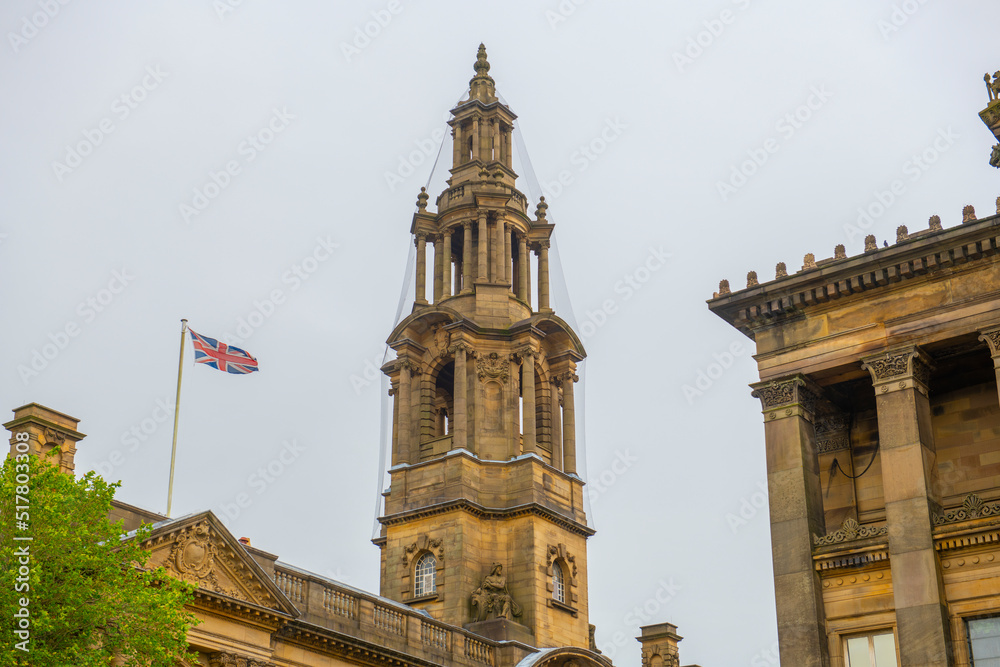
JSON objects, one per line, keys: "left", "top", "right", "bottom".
{"left": 979, "top": 327, "right": 1000, "bottom": 405}
{"left": 749, "top": 374, "right": 829, "bottom": 667}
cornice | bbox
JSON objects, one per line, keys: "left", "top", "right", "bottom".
{"left": 378, "top": 497, "right": 595, "bottom": 537}
{"left": 708, "top": 213, "right": 1000, "bottom": 338}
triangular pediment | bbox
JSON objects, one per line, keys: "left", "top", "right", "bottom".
{"left": 141, "top": 510, "right": 298, "bottom": 618}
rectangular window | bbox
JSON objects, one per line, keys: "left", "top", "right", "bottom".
{"left": 844, "top": 631, "right": 897, "bottom": 667}
{"left": 969, "top": 616, "right": 1000, "bottom": 665}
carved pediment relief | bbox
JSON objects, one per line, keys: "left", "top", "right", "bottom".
{"left": 143, "top": 513, "right": 292, "bottom": 616}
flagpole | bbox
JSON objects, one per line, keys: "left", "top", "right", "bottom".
{"left": 166, "top": 318, "right": 188, "bottom": 517}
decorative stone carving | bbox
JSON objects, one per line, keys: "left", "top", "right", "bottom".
{"left": 813, "top": 517, "right": 888, "bottom": 546}
{"left": 641, "top": 648, "right": 680, "bottom": 667}
{"left": 471, "top": 563, "right": 521, "bottom": 621}
{"left": 814, "top": 412, "right": 850, "bottom": 453}
{"left": 934, "top": 493, "right": 1000, "bottom": 525}
{"left": 861, "top": 347, "right": 933, "bottom": 396}
{"left": 864, "top": 234, "right": 877, "bottom": 252}
{"left": 432, "top": 324, "right": 450, "bottom": 357}
{"left": 929, "top": 214, "right": 942, "bottom": 231}
{"left": 402, "top": 535, "right": 444, "bottom": 564}
{"left": 476, "top": 352, "right": 509, "bottom": 383}
{"left": 547, "top": 543, "right": 578, "bottom": 580}
{"left": 775, "top": 262, "right": 787, "bottom": 278}
{"left": 896, "top": 225, "right": 908, "bottom": 243}
{"left": 209, "top": 651, "right": 276, "bottom": 667}
{"left": 163, "top": 522, "right": 239, "bottom": 600}
{"left": 746, "top": 271, "right": 758, "bottom": 288}
{"left": 980, "top": 329, "right": 1000, "bottom": 357}
{"left": 416, "top": 187, "right": 429, "bottom": 210}
{"left": 987, "top": 71, "right": 1000, "bottom": 102}
{"left": 963, "top": 204, "right": 977, "bottom": 222}
{"left": 718, "top": 279, "right": 730, "bottom": 296}
{"left": 750, "top": 376, "right": 818, "bottom": 419}
{"left": 535, "top": 196, "right": 548, "bottom": 220}
{"left": 834, "top": 244, "right": 846, "bottom": 260}
{"left": 42, "top": 427, "right": 66, "bottom": 446}
{"left": 589, "top": 624, "right": 601, "bottom": 654}
{"left": 991, "top": 145, "right": 1000, "bottom": 169}
{"left": 802, "top": 253, "right": 816, "bottom": 270}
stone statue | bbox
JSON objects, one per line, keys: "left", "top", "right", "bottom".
{"left": 471, "top": 563, "right": 522, "bottom": 621}
{"left": 991, "top": 144, "right": 1000, "bottom": 169}
{"left": 987, "top": 71, "right": 1000, "bottom": 102}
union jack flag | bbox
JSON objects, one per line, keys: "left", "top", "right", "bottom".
{"left": 189, "top": 329, "right": 259, "bottom": 375}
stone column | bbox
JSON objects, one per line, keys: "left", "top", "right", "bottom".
{"left": 471, "top": 117, "right": 480, "bottom": 162}
{"left": 396, "top": 360, "right": 413, "bottom": 464}
{"left": 477, "top": 213, "right": 488, "bottom": 281}
{"left": 538, "top": 240, "right": 551, "bottom": 311}
{"left": 504, "top": 224, "right": 512, "bottom": 288}
{"left": 452, "top": 343, "right": 468, "bottom": 451}
{"left": 492, "top": 119, "right": 499, "bottom": 162}
{"left": 561, "top": 369, "right": 578, "bottom": 474}
{"left": 526, "top": 246, "right": 532, "bottom": 308}
{"left": 749, "top": 375, "right": 829, "bottom": 667}
{"left": 504, "top": 128, "right": 512, "bottom": 168}
{"left": 411, "top": 365, "right": 425, "bottom": 453}
{"left": 517, "top": 235, "right": 529, "bottom": 301}
{"left": 492, "top": 215, "right": 504, "bottom": 284}
{"left": 550, "top": 377, "right": 563, "bottom": 470}
{"left": 441, "top": 228, "right": 452, "bottom": 299}
{"left": 979, "top": 327, "right": 1000, "bottom": 405}
{"left": 452, "top": 127, "right": 461, "bottom": 166}
{"left": 462, "top": 222, "right": 473, "bottom": 293}
{"left": 520, "top": 350, "right": 536, "bottom": 455}
{"left": 432, "top": 235, "right": 443, "bottom": 303}
{"left": 415, "top": 234, "right": 427, "bottom": 305}
{"left": 861, "top": 347, "right": 951, "bottom": 666}
{"left": 389, "top": 382, "right": 398, "bottom": 462}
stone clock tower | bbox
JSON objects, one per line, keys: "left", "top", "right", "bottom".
{"left": 374, "top": 45, "right": 592, "bottom": 650}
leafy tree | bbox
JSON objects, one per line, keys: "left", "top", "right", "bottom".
{"left": 0, "top": 450, "right": 198, "bottom": 666}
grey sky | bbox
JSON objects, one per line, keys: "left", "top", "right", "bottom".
{"left": 2, "top": 2, "right": 998, "bottom": 665}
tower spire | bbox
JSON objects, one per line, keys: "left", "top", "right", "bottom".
{"left": 469, "top": 43, "right": 496, "bottom": 103}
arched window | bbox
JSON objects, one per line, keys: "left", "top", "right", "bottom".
{"left": 552, "top": 561, "right": 566, "bottom": 603}
{"left": 414, "top": 553, "right": 437, "bottom": 596}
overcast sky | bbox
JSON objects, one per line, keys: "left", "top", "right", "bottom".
{"left": 3, "top": 2, "right": 999, "bottom": 665}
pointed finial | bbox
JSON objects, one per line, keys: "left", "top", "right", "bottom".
{"left": 775, "top": 262, "right": 787, "bottom": 278}
{"left": 929, "top": 215, "right": 942, "bottom": 231}
{"left": 535, "top": 196, "right": 548, "bottom": 221}
{"left": 416, "top": 187, "right": 429, "bottom": 211}
{"left": 469, "top": 43, "right": 497, "bottom": 102}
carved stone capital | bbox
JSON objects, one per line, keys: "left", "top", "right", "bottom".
{"left": 861, "top": 347, "right": 933, "bottom": 396}
{"left": 979, "top": 327, "right": 1000, "bottom": 358}
{"left": 749, "top": 375, "right": 819, "bottom": 421}
{"left": 448, "top": 341, "right": 473, "bottom": 356}
{"left": 813, "top": 517, "right": 887, "bottom": 546}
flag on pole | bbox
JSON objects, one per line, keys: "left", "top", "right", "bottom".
{"left": 188, "top": 328, "right": 259, "bottom": 374}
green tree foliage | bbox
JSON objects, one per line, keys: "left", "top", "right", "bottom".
{"left": 0, "top": 451, "right": 198, "bottom": 666}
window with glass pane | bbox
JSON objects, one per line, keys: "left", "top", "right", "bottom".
{"left": 969, "top": 616, "right": 1000, "bottom": 665}
{"left": 414, "top": 553, "right": 436, "bottom": 596}
{"left": 552, "top": 562, "right": 565, "bottom": 603}
{"left": 845, "top": 631, "right": 897, "bottom": 667}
